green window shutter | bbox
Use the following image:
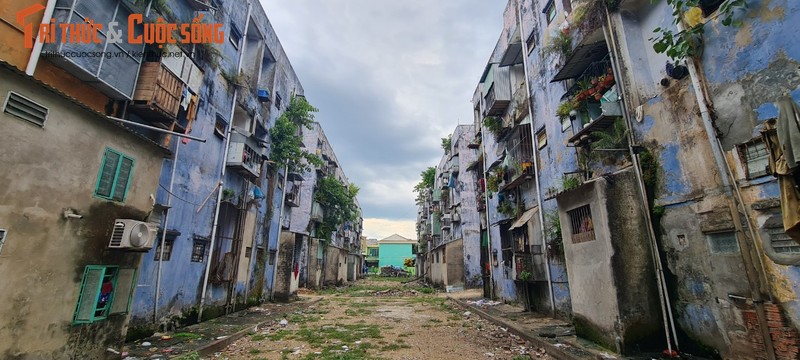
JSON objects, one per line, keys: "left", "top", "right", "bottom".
{"left": 112, "top": 157, "right": 134, "bottom": 201}
{"left": 73, "top": 266, "right": 105, "bottom": 324}
{"left": 96, "top": 150, "right": 120, "bottom": 198}
{"left": 111, "top": 268, "right": 137, "bottom": 314}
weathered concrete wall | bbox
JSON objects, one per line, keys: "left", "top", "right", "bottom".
{"left": 0, "top": 65, "right": 165, "bottom": 359}
{"left": 273, "top": 232, "right": 297, "bottom": 302}
{"left": 446, "top": 240, "right": 466, "bottom": 287}
{"left": 557, "top": 168, "right": 660, "bottom": 351}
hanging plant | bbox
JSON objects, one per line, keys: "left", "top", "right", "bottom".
{"left": 483, "top": 116, "right": 504, "bottom": 138}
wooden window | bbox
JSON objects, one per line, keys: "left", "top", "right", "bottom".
{"left": 568, "top": 205, "right": 595, "bottom": 244}
{"left": 536, "top": 128, "right": 547, "bottom": 149}
{"left": 73, "top": 266, "right": 137, "bottom": 324}
{"left": 767, "top": 228, "right": 800, "bottom": 254}
{"left": 154, "top": 236, "right": 174, "bottom": 261}
{"left": 739, "top": 140, "right": 769, "bottom": 179}
{"left": 95, "top": 148, "right": 134, "bottom": 202}
{"left": 543, "top": 0, "right": 556, "bottom": 24}
{"left": 500, "top": 223, "right": 513, "bottom": 266}
{"left": 707, "top": 231, "right": 739, "bottom": 254}
{"left": 191, "top": 239, "right": 206, "bottom": 262}
{"left": 214, "top": 113, "right": 227, "bottom": 138}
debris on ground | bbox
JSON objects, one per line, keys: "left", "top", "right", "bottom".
{"left": 466, "top": 299, "right": 502, "bottom": 307}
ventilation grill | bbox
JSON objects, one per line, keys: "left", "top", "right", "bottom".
{"left": 110, "top": 222, "right": 126, "bottom": 247}
{"left": 4, "top": 91, "right": 48, "bottom": 127}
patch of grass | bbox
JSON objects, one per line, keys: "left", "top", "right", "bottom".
{"left": 398, "top": 332, "right": 413, "bottom": 337}
{"left": 295, "top": 323, "right": 383, "bottom": 348}
{"left": 173, "top": 352, "right": 201, "bottom": 360}
{"left": 250, "top": 334, "right": 267, "bottom": 341}
{"left": 345, "top": 308, "right": 372, "bottom": 316}
{"left": 448, "top": 314, "right": 462, "bottom": 321}
{"left": 268, "top": 330, "right": 292, "bottom": 341}
{"left": 419, "top": 287, "right": 435, "bottom": 294}
{"left": 172, "top": 332, "right": 201, "bottom": 339}
{"left": 381, "top": 343, "right": 411, "bottom": 351}
{"left": 250, "top": 348, "right": 262, "bottom": 354}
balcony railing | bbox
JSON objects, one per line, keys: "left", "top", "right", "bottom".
{"left": 483, "top": 84, "right": 511, "bottom": 117}
{"left": 285, "top": 185, "right": 300, "bottom": 207}
{"left": 226, "top": 133, "right": 262, "bottom": 179}
{"left": 131, "top": 62, "right": 183, "bottom": 122}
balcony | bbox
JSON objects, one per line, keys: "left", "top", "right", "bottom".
{"left": 483, "top": 83, "right": 511, "bottom": 117}
{"left": 226, "top": 133, "right": 262, "bottom": 179}
{"left": 311, "top": 202, "right": 325, "bottom": 222}
{"left": 511, "top": 84, "right": 529, "bottom": 124}
{"left": 44, "top": 0, "right": 145, "bottom": 99}
{"left": 285, "top": 185, "right": 300, "bottom": 207}
{"left": 568, "top": 100, "right": 624, "bottom": 146}
{"left": 131, "top": 62, "right": 183, "bottom": 122}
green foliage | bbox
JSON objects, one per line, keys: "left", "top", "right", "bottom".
{"left": 562, "top": 175, "right": 582, "bottom": 191}
{"left": 483, "top": 116, "right": 503, "bottom": 138}
{"left": 441, "top": 135, "right": 452, "bottom": 152}
{"left": 270, "top": 96, "right": 323, "bottom": 173}
{"left": 497, "top": 199, "right": 520, "bottom": 218}
{"left": 649, "top": 0, "right": 748, "bottom": 61}
{"left": 556, "top": 101, "right": 575, "bottom": 119}
{"left": 518, "top": 271, "right": 532, "bottom": 282}
{"left": 545, "top": 31, "right": 573, "bottom": 59}
{"left": 590, "top": 118, "right": 628, "bottom": 151}
{"left": 545, "top": 209, "right": 564, "bottom": 259}
{"left": 194, "top": 42, "right": 222, "bottom": 69}
{"left": 314, "top": 176, "right": 359, "bottom": 240}
{"left": 413, "top": 167, "right": 436, "bottom": 194}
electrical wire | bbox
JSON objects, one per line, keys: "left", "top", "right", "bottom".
{"left": 159, "top": 183, "right": 212, "bottom": 207}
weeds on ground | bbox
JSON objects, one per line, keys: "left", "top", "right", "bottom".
{"left": 173, "top": 352, "right": 201, "bottom": 360}
{"left": 172, "top": 332, "right": 201, "bottom": 339}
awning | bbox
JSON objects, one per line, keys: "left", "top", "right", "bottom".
{"left": 551, "top": 41, "right": 608, "bottom": 82}
{"left": 509, "top": 207, "right": 538, "bottom": 231}
{"left": 500, "top": 27, "right": 523, "bottom": 68}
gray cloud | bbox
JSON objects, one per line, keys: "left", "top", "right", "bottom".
{"left": 261, "top": 0, "right": 504, "bottom": 223}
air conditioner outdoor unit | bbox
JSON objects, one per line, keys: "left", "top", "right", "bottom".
{"left": 108, "top": 219, "right": 157, "bottom": 251}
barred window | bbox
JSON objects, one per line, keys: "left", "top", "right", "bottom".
{"left": 191, "top": 240, "right": 206, "bottom": 263}
{"left": 707, "top": 232, "right": 739, "bottom": 254}
{"left": 768, "top": 228, "right": 800, "bottom": 254}
{"left": 568, "top": 205, "right": 595, "bottom": 244}
{"left": 739, "top": 140, "right": 769, "bottom": 179}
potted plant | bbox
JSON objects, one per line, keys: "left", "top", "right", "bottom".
{"left": 222, "top": 188, "right": 235, "bottom": 202}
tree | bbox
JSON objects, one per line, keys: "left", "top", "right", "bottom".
{"left": 270, "top": 96, "right": 323, "bottom": 173}
{"left": 413, "top": 167, "right": 436, "bottom": 194}
{"left": 314, "top": 175, "right": 360, "bottom": 240}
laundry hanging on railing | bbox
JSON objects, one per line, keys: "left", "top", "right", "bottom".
{"left": 448, "top": 172, "right": 456, "bottom": 188}
{"left": 763, "top": 96, "right": 800, "bottom": 242}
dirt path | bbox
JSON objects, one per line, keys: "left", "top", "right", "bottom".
{"left": 214, "top": 278, "right": 552, "bottom": 360}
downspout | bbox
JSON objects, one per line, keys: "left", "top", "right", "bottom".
{"left": 154, "top": 140, "right": 181, "bottom": 323}
{"left": 25, "top": 0, "right": 57, "bottom": 76}
{"left": 242, "top": 161, "right": 267, "bottom": 309}
{"left": 479, "top": 118, "right": 495, "bottom": 300}
{"left": 676, "top": 21, "right": 775, "bottom": 360}
{"left": 198, "top": 90, "right": 237, "bottom": 322}
{"left": 516, "top": 0, "right": 556, "bottom": 317}
{"left": 269, "top": 164, "right": 289, "bottom": 301}
{"left": 602, "top": 9, "right": 678, "bottom": 352}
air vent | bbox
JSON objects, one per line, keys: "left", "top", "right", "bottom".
{"left": 109, "top": 222, "right": 126, "bottom": 247}
{"left": 4, "top": 91, "right": 48, "bottom": 127}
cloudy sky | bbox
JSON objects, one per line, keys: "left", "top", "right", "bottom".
{"left": 261, "top": 1, "right": 505, "bottom": 240}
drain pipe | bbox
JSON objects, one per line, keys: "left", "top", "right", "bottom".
{"left": 154, "top": 140, "right": 180, "bottom": 323}
{"left": 480, "top": 119, "right": 495, "bottom": 300}
{"left": 602, "top": 9, "right": 678, "bottom": 353}
{"left": 675, "top": 23, "right": 775, "bottom": 360}
{"left": 516, "top": 0, "right": 556, "bottom": 317}
{"left": 198, "top": 90, "right": 237, "bottom": 322}
{"left": 25, "top": 0, "right": 57, "bottom": 76}
{"left": 269, "top": 164, "right": 290, "bottom": 301}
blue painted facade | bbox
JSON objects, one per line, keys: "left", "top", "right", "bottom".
{"left": 128, "top": 0, "right": 312, "bottom": 330}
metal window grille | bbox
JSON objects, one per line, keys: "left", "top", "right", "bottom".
{"left": 742, "top": 141, "right": 769, "bottom": 178}
{"left": 3, "top": 91, "right": 48, "bottom": 127}
{"left": 509, "top": 124, "right": 533, "bottom": 169}
{"left": 191, "top": 240, "right": 206, "bottom": 262}
{"left": 768, "top": 228, "right": 800, "bottom": 254}
{"left": 707, "top": 232, "right": 739, "bottom": 254}
{"left": 154, "top": 237, "right": 174, "bottom": 261}
{"left": 568, "top": 205, "right": 595, "bottom": 244}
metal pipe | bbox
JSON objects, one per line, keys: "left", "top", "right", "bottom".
{"left": 479, "top": 112, "right": 495, "bottom": 300}
{"left": 269, "top": 164, "right": 289, "bottom": 301}
{"left": 107, "top": 117, "right": 207, "bottom": 143}
{"left": 154, "top": 140, "right": 180, "bottom": 323}
{"left": 25, "top": 0, "right": 57, "bottom": 76}
{"left": 197, "top": 89, "right": 237, "bottom": 322}
{"left": 516, "top": 0, "right": 555, "bottom": 316}
{"left": 602, "top": 9, "right": 678, "bottom": 352}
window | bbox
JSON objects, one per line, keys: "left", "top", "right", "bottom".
{"left": 73, "top": 266, "right": 136, "bottom": 324}
{"left": 561, "top": 116, "right": 572, "bottom": 132}
{"left": 707, "top": 231, "right": 739, "bottom": 254}
{"left": 245, "top": 246, "right": 252, "bottom": 258}
{"left": 275, "top": 94, "right": 282, "bottom": 110}
{"left": 154, "top": 236, "right": 174, "bottom": 261}
{"left": 369, "top": 248, "right": 379, "bottom": 257}
{"left": 526, "top": 29, "right": 538, "bottom": 54}
{"left": 214, "top": 113, "right": 228, "bottom": 138}
{"left": 4, "top": 91, "right": 48, "bottom": 127}
{"left": 229, "top": 23, "right": 242, "bottom": 50}
{"left": 561, "top": 0, "right": 573, "bottom": 13}
{"left": 568, "top": 205, "right": 595, "bottom": 244}
{"left": 191, "top": 239, "right": 207, "bottom": 262}
{"left": 500, "top": 223, "right": 513, "bottom": 266}
{"left": 536, "top": 128, "right": 547, "bottom": 149}
{"left": 739, "top": 140, "right": 769, "bottom": 179}
{"left": 95, "top": 148, "right": 134, "bottom": 202}
{"left": 543, "top": 0, "right": 556, "bottom": 24}
{"left": 767, "top": 228, "right": 800, "bottom": 254}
